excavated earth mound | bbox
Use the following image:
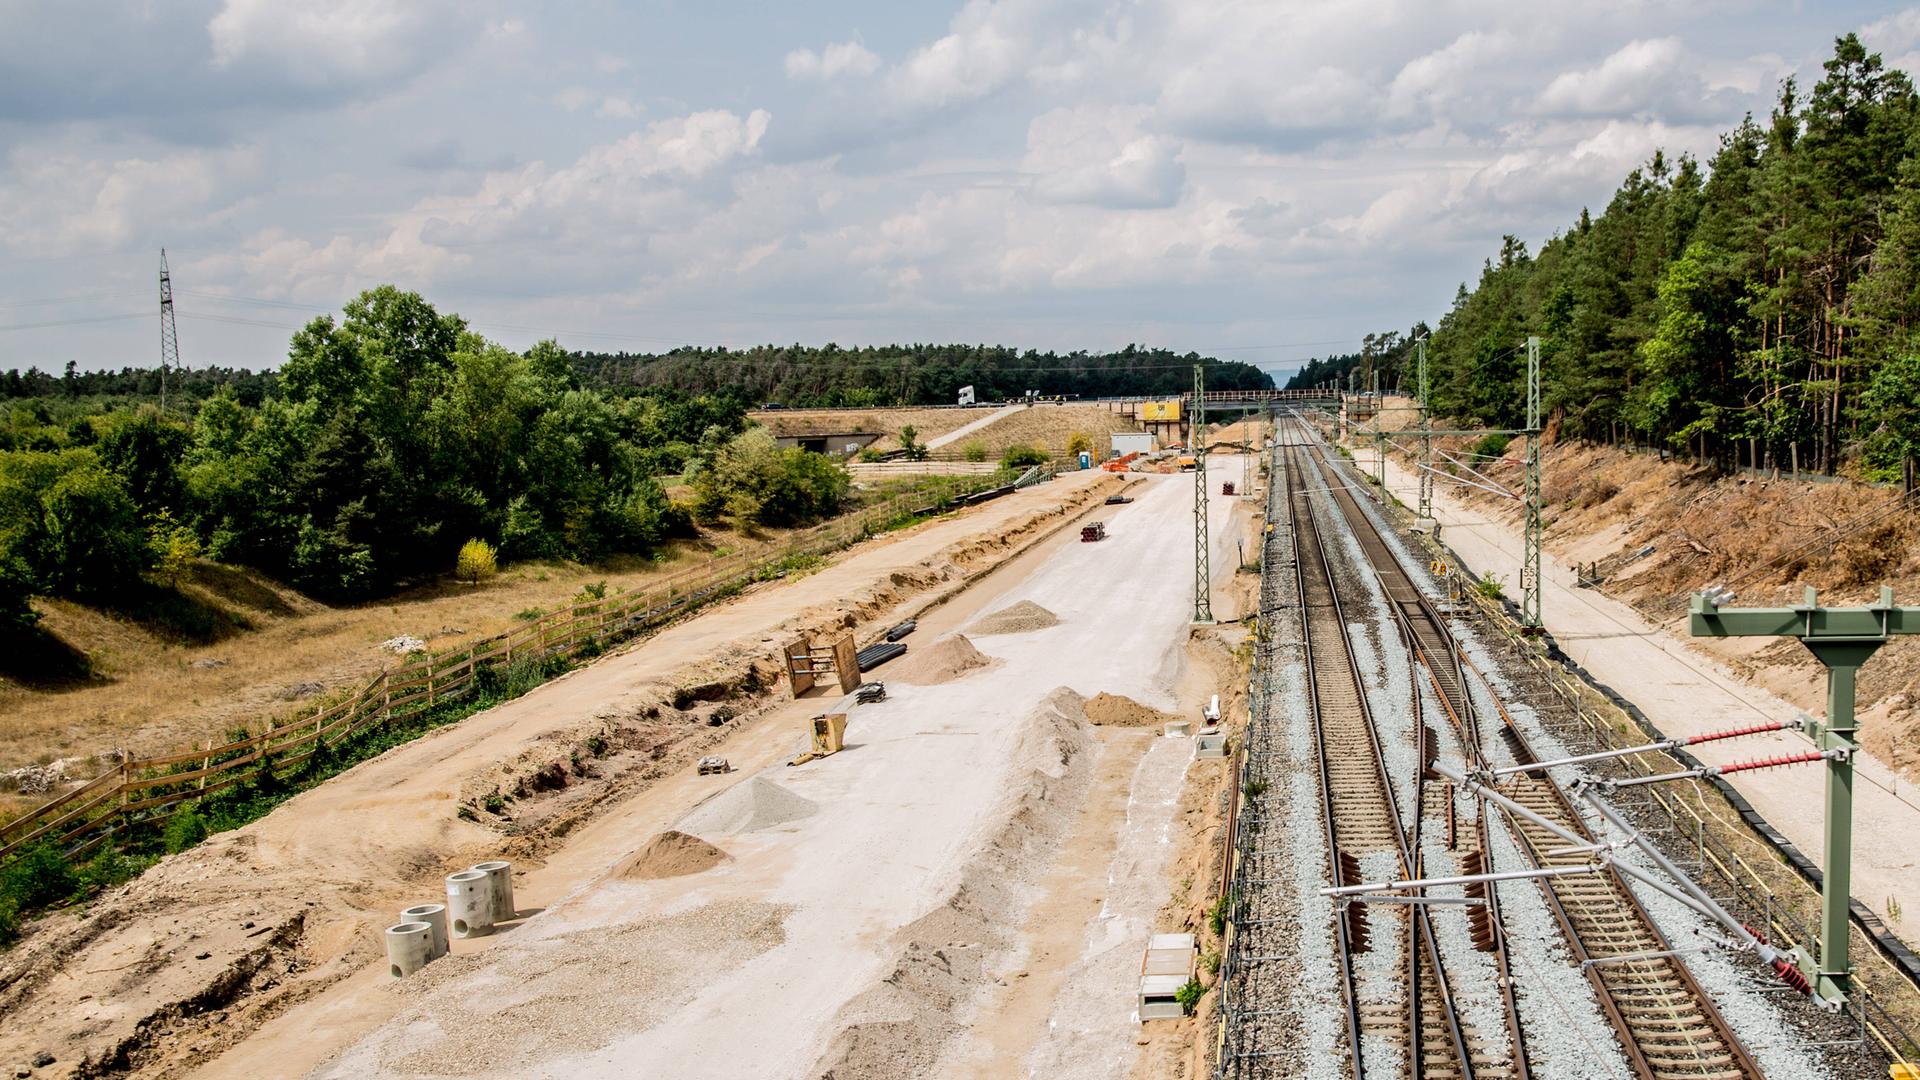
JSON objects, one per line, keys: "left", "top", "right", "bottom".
{"left": 890, "top": 633, "right": 998, "bottom": 685}
{"left": 968, "top": 599, "right": 1061, "bottom": 636}
{"left": 1083, "top": 691, "right": 1181, "bottom": 727}
{"left": 616, "top": 830, "right": 731, "bottom": 880}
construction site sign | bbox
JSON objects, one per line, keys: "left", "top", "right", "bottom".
{"left": 1141, "top": 400, "right": 1181, "bottom": 421}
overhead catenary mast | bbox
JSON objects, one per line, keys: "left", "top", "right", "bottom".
{"left": 159, "top": 249, "right": 181, "bottom": 410}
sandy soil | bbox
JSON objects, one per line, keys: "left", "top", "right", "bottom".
{"left": 0, "top": 471, "right": 1125, "bottom": 1079}
{"left": 749, "top": 406, "right": 1002, "bottom": 449}
{"left": 1357, "top": 442, "right": 1920, "bottom": 938}
{"left": 225, "top": 471, "right": 1245, "bottom": 1080}
{"left": 0, "top": 523, "right": 858, "bottom": 791}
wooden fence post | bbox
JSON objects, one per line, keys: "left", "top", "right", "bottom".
{"left": 382, "top": 671, "right": 392, "bottom": 719}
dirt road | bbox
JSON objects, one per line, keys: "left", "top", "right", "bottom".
{"left": 1358, "top": 445, "right": 1920, "bottom": 937}
{"left": 269, "top": 471, "right": 1240, "bottom": 1079}
{"left": 0, "top": 471, "right": 1134, "bottom": 1078}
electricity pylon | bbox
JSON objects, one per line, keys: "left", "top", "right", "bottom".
{"left": 159, "top": 249, "right": 181, "bottom": 411}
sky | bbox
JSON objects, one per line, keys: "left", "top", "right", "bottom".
{"left": 4, "top": 1, "right": 1920, "bottom": 381}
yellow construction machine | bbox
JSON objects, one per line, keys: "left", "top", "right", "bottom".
{"left": 788, "top": 713, "right": 847, "bottom": 767}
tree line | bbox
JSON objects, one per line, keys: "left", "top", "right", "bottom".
{"left": 1299, "top": 34, "right": 1920, "bottom": 479}
{"left": 568, "top": 343, "right": 1272, "bottom": 406}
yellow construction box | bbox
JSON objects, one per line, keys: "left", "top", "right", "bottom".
{"left": 1140, "top": 400, "right": 1182, "bottom": 421}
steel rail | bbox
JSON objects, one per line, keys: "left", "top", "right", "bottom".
{"left": 1299, "top": 418, "right": 1763, "bottom": 1080}
{"left": 1286, "top": 440, "right": 1475, "bottom": 1078}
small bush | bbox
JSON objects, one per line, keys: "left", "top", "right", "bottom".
{"left": 514, "top": 606, "right": 545, "bottom": 622}
{"left": 163, "top": 807, "right": 210, "bottom": 853}
{"left": 456, "top": 538, "right": 498, "bottom": 584}
{"left": 0, "top": 841, "right": 77, "bottom": 907}
{"left": 857, "top": 447, "right": 887, "bottom": 463}
{"left": 1202, "top": 949, "right": 1221, "bottom": 976}
{"left": 1175, "top": 976, "right": 1204, "bottom": 1015}
{"left": 1000, "top": 444, "right": 1047, "bottom": 470}
{"left": 1208, "top": 891, "right": 1233, "bottom": 936}
{"left": 1065, "top": 431, "right": 1093, "bottom": 458}
{"left": 575, "top": 579, "right": 608, "bottom": 602}
{"left": 962, "top": 441, "right": 987, "bottom": 463}
{"left": 1476, "top": 575, "right": 1506, "bottom": 601}
{"left": 1471, "top": 433, "right": 1512, "bottom": 459}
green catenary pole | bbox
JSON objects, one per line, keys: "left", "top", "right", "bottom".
{"left": 1522, "top": 336, "right": 1542, "bottom": 630}
{"left": 1690, "top": 585, "right": 1920, "bottom": 1005}
{"left": 1417, "top": 337, "right": 1433, "bottom": 521}
{"left": 1193, "top": 364, "right": 1213, "bottom": 623}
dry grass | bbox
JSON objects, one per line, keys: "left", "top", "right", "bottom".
{"left": 934, "top": 404, "right": 1145, "bottom": 457}
{"left": 0, "top": 530, "right": 811, "bottom": 789}
{"left": 748, "top": 407, "right": 999, "bottom": 450}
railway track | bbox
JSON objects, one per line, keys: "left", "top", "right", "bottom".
{"left": 1284, "top": 440, "right": 1499, "bottom": 1079}
{"left": 1296, "top": 423, "right": 1761, "bottom": 1080}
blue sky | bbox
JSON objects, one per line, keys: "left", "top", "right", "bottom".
{"left": 3, "top": 1, "right": 1918, "bottom": 380}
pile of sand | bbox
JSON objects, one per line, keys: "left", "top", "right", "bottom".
{"left": 969, "top": 600, "right": 1061, "bottom": 636}
{"left": 615, "top": 830, "right": 731, "bottom": 880}
{"left": 1083, "top": 691, "right": 1181, "bottom": 727}
{"left": 891, "top": 634, "right": 997, "bottom": 685}
{"left": 675, "top": 777, "right": 820, "bottom": 838}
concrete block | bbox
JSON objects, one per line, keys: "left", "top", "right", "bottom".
{"left": 402, "top": 903, "right": 449, "bottom": 959}
{"left": 471, "top": 860, "right": 515, "bottom": 922}
{"left": 1194, "top": 732, "right": 1228, "bottom": 759}
{"left": 1162, "top": 720, "right": 1191, "bottom": 737}
{"left": 385, "top": 921, "right": 434, "bottom": 978}
{"left": 445, "top": 870, "right": 495, "bottom": 938}
{"left": 1138, "top": 974, "right": 1187, "bottom": 1021}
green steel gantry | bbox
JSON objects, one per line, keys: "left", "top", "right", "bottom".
{"left": 1691, "top": 585, "right": 1920, "bottom": 1006}
{"left": 1193, "top": 363, "right": 1213, "bottom": 624}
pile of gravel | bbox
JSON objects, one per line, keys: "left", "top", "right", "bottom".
{"left": 968, "top": 600, "right": 1061, "bottom": 636}
{"left": 674, "top": 777, "right": 819, "bottom": 838}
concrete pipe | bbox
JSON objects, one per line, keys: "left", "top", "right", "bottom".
{"left": 385, "top": 921, "right": 434, "bottom": 978}
{"left": 445, "top": 870, "right": 495, "bottom": 939}
{"left": 401, "top": 903, "right": 449, "bottom": 959}
{"left": 471, "top": 860, "right": 515, "bottom": 922}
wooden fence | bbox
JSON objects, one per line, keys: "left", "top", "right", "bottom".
{"left": 0, "top": 467, "right": 1044, "bottom": 864}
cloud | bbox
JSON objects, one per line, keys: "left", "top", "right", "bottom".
{"left": 785, "top": 39, "right": 881, "bottom": 80}
{"left": 1864, "top": 7, "right": 1920, "bottom": 74}
{"left": 0, "top": 138, "right": 263, "bottom": 258}
{"left": 1532, "top": 38, "right": 1741, "bottom": 122}
{"left": 0, "top": 0, "right": 485, "bottom": 126}
{"left": 1026, "top": 108, "right": 1185, "bottom": 209}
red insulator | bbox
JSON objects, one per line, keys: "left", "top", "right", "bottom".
{"left": 1684, "top": 719, "right": 1796, "bottom": 746}
{"left": 1772, "top": 957, "right": 1811, "bottom": 995}
{"left": 1743, "top": 922, "right": 1770, "bottom": 946}
{"left": 1719, "top": 751, "right": 1828, "bottom": 776}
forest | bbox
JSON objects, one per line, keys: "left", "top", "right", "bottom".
{"left": 1296, "top": 35, "right": 1920, "bottom": 479}
{"left": 568, "top": 343, "right": 1272, "bottom": 405}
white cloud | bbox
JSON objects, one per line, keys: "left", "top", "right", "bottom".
{"left": 1864, "top": 7, "right": 1920, "bottom": 74}
{"left": 0, "top": 139, "right": 263, "bottom": 258}
{"left": 1386, "top": 30, "right": 1521, "bottom": 121}
{"left": 1531, "top": 37, "right": 1743, "bottom": 122}
{"left": 1026, "top": 107, "right": 1185, "bottom": 209}
{"left": 595, "top": 97, "right": 643, "bottom": 120}
{"left": 785, "top": 39, "right": 881, "bottom": 80}
{"left": 207, "top": 0, "right": 473, "bottom": 94}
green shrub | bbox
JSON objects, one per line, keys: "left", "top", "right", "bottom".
{"left": 1471, "top": 432, "right": 1512, "bottom": 459}
{"left": 1209, "top": 891, "right": 1233, "bottom": 936}
{"left": 0, "top": 843, "right": 78, "bottom": 914}
{"left": 515, "top": 606, "right": 545, "bottom": 621}
{"left": 163, "top": 807, "right": 210, "bottom": 854}
{"left": 1175, "top": 976, "right": 1204, "bottom": 1015}
{"left": 1000, "top": 444, "right": 1047, "bottom": 470}
{"left": 1476, "top": 574, "right": 1506, "bottom": 601}
{"left": 961, "top": 441, "right": 987, "bottom": 463}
